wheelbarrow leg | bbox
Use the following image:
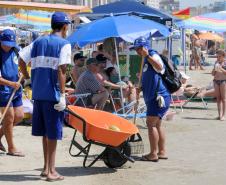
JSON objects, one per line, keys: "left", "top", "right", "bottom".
{"left": 69, "top": 130, "right": 90, "bottom": 157}
{"left": 83, "top": 144, "right": 106, "bottom": 168}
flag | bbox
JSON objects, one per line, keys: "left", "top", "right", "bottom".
{"left": 173, "top": 8, "right": 190, "bottom": 20}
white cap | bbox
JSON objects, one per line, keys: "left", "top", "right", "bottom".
{"left": 180, "top": 71, "right": 190, "bottom": 80}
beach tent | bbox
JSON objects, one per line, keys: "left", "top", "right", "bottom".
{"left": 79, "top": 0, "right": 175, "bottom": 26}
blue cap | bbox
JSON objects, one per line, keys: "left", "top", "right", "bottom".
{"left": 0, "top": 29, "right": 16, "bottom": 47}
{"left": 130, "top": 37, "right": 149, "bottom": 50}
{"left": 51, "top": 12, "right": 71, "bottom": 25}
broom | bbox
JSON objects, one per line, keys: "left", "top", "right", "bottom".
{"left": 0, "top": 75, "right": 23, "bottom": 125}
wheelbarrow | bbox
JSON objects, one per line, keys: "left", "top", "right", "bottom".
{"left": 66, "top": 105, "right": 140, "bottom": 168}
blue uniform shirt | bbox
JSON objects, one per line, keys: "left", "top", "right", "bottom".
{"left": 19, "top": 34, "right": 71, "bottom": 102}
{"left": 141, "top": 49, "right": 170, "bottom": 103}
{"left": 0, "top": 46, "right": 22, "bottom": 102}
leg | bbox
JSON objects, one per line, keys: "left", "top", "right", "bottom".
{"left": 220, "top": 82, "right": 226, "bottom": 120}
{"left": 92, "top": 90, "right": 109, "bottom": 110}
{"left": 144, "top": 116, "right": 160, "bottom": 161}
{"left": 40, "top": 136, "right": 48, "bottom": 177}
{"left": 13, "top": 106, "right": 24, "bottom": 126}
{"left": 46, "top": 139, "right": 63, "bottom": 181}
{"left": 1, "top": 107, "right": 16, "bottom": 153}
{"left": 189, "top": 54, "right": 194, "bottom": 70}
{"left": 156, "top": 119, "right": 167, "bottom": 158}
{"left": 214, "top": 82, "right": 221, "bottom": 119}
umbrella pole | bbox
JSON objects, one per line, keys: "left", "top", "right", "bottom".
{"left": 133, "top": 56, "right": 144, "bottom": 125}
{"left": 114, "top": 38, "right": 125, "bottom": 114}
{"left": 181, "top": 28, "right": 186, "bottom": 73}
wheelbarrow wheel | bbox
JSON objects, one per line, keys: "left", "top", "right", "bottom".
{"left": 103, "top": 142, "right": 131, "bottom": 168}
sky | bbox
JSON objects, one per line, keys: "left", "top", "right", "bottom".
{"left": 180, "top": 0, "right": 219, "bottom": 8}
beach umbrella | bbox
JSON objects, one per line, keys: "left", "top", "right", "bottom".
{"left": 67, "top": 15, "right": 170, "bottom": 47}
{"left": 0, "top": 10, "right": 52, "bottom": 31}
{"left": 176, "top": 11, "right": 226, "bottom": 32}
{"left": 198, "top": 32, "right": 224, "bottom": 42}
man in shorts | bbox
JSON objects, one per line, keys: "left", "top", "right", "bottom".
{"left": 19, "top": 12, "right": 71, "bottom": 181}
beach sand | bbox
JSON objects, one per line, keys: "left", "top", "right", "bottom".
{"left": 1, "top": 66, "right": 226, "bottom": 185}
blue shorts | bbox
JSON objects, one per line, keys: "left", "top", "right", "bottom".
{"left": 32, "top": 100, "right": 64, "bottom": 140}
{"left": 146, "top": 95, "right": 170, "bottom": 119}
{"left": 0, "top": 94, "right": 23, "bottom": 107}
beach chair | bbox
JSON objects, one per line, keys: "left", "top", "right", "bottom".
{"left": 182, "top": 89, "right": 208, "bottom": 109}
{"left": 66, "top": 93, "right": 92, "bottom": 107}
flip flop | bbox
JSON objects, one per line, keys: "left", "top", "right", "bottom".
{"left": 140, "top": 155, "right": 159, "bottom": 162}
{"left": 40, "top": 172, "right": 47, "bottom": 177}
{"left": 7, "top": 151, "right": 25, "bottom": 157}
{"left": 158, "top": 156, "right": 168, "bottom": 160}
{"left": 0, "top": 143, "right": 6, "bottom": 152}
{"left": 46, "top": 175, "right": 64, "bottom": 182}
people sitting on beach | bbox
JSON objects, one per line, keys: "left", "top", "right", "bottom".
{"left": 75, "top": 58, "right": 109, "bottom": 110}
{"left": 71, "top": 53, "right": 87, "bottom": 84}
{"left": 105, "top": 66, "right": 136, "bottom": 103}
{"left": 95, "top": 54, "right": 136, "bottom": 104}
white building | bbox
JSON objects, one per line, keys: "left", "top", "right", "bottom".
{"left": 144, "top": 0, "right": 160, "bottom": 9}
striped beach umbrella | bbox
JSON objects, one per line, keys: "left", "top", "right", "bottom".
{"left": 176, "top": 11, "right": 226, "bottom": 32}
{"left": 0, "top": 10, "right": 52, "bottom": 31}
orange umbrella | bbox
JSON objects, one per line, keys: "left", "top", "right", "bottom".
{"left": 199, "top": 32, "right": 224, "bottom": 42}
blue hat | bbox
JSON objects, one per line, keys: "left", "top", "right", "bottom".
{"left": 0, "top": 29, "right": 16, "bottom": 47}
{"left": 51, "top": 12, "right": 71, "bottom": 25}
{"left": 130, "top": 37, "right": 149, "bottom": 50}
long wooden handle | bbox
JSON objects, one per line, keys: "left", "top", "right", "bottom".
{"left": 0, "top": 75, "right": 23, "bottom": 125}
{"left": 133, "top": 57, "right": 144, "bottom": 124}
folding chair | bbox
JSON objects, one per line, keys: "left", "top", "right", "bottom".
{"left": 182, "top": 88, "right": 208, "bottom": 109}
{"left": 66, "top": 93, "right": 91, "bottom": 107}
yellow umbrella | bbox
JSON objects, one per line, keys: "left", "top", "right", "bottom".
{"left": 199, "top": 32, "right": 224, "bottom": 42}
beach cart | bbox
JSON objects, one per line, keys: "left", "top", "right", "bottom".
{"left": 66, "top": 105, "right": 139, "bottom": 168}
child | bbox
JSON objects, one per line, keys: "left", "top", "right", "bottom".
{"left": 212, "top": 50, "right": 226, "bottom": 121}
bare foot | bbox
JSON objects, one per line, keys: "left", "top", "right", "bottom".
{"left": 46, "top": 172, "right": 64, "bottom": 182}
{"left": 220, "top": 117, "right": 225, "bottom": 121}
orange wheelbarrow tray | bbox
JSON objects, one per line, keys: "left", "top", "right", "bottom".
{"left": 66, "top": 105, "right": 140, "bottom": 168}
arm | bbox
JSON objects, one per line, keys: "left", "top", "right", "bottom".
{"left": 19, "top": 58, "right": 30, "bottom": 79}
{"left": 103, "top": 80, "right": 120, "bottom": 89}
{"left": 18, "top": 43, "right": 33, "bottom": 79}
{"left": 71, "top": 67, "right": 78, "bottom": 83}
{"left": 0, "top": 77, "right": 20, "bottom": 90}
{"left": 140, "top": 47, "right": 163, "bottom": 71}
{"left": 58, "top": 65, "right": 67, "bottom": 94}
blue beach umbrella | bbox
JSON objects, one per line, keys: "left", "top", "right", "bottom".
{"left": 67, "top": 15, "right": 170, "bottom": 47}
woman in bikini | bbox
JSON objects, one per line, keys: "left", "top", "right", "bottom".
{"left": 212, "top": 50, "right": 226, "bottom": 121}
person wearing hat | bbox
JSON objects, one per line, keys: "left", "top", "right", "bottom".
{"left": 0, "top": 29, "right": 24, "bottom": 157}
{"left": 19, "top": 12, "right": 71, "bottom": 181}
{"left": 71, "top": 53, "right": 87, "bottom": 84}
{"left": 75, "top": 58, "right": 109, "bottom": 110}
{"left": 131, "top": 36, "right": 170, "bottom": 162}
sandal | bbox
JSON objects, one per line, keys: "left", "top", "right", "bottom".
{"left": 140, "top": 155, "right": 159, "bottom": 162}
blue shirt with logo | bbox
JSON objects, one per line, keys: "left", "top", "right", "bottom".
{"left": 19, "top": 34, "right": 71, "bottom": 102}
{"left": 141, "top": 49, "right": 170, "bottom": 103}
{"left": 0, "top": 46, "right": 21, "bottom": 102}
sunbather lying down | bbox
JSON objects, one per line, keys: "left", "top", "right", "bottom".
{"left": 183, "top": 84, "right": 216, "bottom": 98}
